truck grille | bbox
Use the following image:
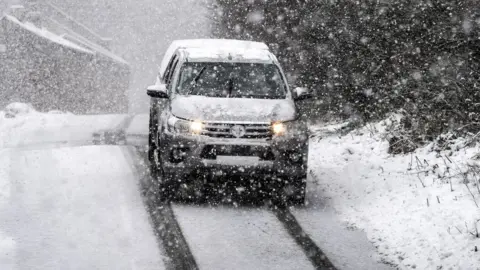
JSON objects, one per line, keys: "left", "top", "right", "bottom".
{"left": 200, "top": 145, "right": 275, "bottom": 160}
{"left": 201, "top": 123, "right": 272, "bottom": 139}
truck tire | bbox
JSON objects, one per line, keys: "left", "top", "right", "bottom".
{"left": 148, "top": 103, "right": 160, "bottom": 177}
{"left": 158, "top": 167, "right": 179, "bottom": 201}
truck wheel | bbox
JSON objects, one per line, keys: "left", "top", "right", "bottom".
{"left": 158, "top": 169, "right": 178, "bottom": 201}
{"left": 148, "top": 107, "right": 159, "bottom": 177}
{"left": 148, "top": 144, "right": 158, "bottom": 174}
{"left": 148, "top": 147, "right": 177, "bottom": 201}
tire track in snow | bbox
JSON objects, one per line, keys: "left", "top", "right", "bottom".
{"left": 148, "top": 202, "right": 199, "bottom": 270}
{"left": 271, "top": 205, "right": 336, "bottom": 270}
{"left": 126, "top": 144, "right": 334, "bottom": 269}
{"left": 171, "top": 203, "right": 315, "bottom": 270}
{"left": 125, "top": 147, "right": 198, "bottom": 270}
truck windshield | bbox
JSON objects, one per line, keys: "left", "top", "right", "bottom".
{"left": 176, "top": 62, "right": 287, "bottom": 99}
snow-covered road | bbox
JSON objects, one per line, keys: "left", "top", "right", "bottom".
{"left": 173, "top": 204, "right": 313, "bottom": 270}
{"left": 128, "top": 147, "right": 389, "bottom": 270}
{"left": 0, "top": 109, "right": 391, "bottom": 270}
{"left": 0, "top": 146, "right": 165, "bottom": 270}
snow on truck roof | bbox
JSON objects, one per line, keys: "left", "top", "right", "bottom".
{"left": 183, "top": 47, "right": 273, "bottom": 62}
{"left": 159, "top": 39, "right": 271, "bottom": 78}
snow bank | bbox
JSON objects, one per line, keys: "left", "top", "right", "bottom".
{"left": 125, "top": 114, "right": 148, "bottom": 136}
{"left": 3, "top": 103, "right": 37, "bottom": 119}
{"left": 124, "top": 114, "right": 149, "bottom": 148}
{"left": 309, "top": 118, "right": 480, "bottom": 269}
{"left": 0, "top": 103, "right": 128, "bottom": 148}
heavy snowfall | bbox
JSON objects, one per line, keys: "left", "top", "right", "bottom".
{"left": 1, "top": 1, "right": 480, "bottom": 270}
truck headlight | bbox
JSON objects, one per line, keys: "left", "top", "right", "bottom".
{"left": 272, "top": 122, "right": 286, "bottom": 135}
{"left": 272, "top": 121, "right": 308, "bottom": 138}
{"left": 168, "top": 116, "right": 203, "bottom": 134}
{"left": 190, "top": 121, "right": 204, "bottom": 134}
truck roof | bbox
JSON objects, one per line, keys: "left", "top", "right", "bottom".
{"left": 181, "top": 47, "right": 273, "bottom": 63}
{"left": 159, "top": 39, "right": 270, "bottom": 78}
{"left": 171, "top": 39, "right": 269, "bottom": 50}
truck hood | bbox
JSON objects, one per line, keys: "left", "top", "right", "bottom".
{"left": 171, "top": 95, "right": 296, "bottom": 122}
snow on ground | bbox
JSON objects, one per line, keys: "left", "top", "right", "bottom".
{"left": 0, "top": 146, "right": 165, "bottom": 270}
{"left": 126, "top": 114, "right": 149, "bottom": 136}
{"left": 4, "top": 102, "right": 477, "bottom": 269}
{"left": 172, "top": 204, "right": 313, "bottom": 270}
{"left": 309, "top": 117, "right": 480, "bottom": 269}
{"left": 0, "top": 104, "right": 163, "bottom": 269}
{"left": 0, "top": 103, "right": 128, "bottom": 148}
{"left": 291, "top": 207, "right": 390, "bottom": 270}
{"left": 309, "top": 121, "right": 351, "bottom": 137}
{"left": 125, "top": 114, "right": 149, "bottom": 148}
{"left": 0, "top": 149, "right": 15, "bottom": 269}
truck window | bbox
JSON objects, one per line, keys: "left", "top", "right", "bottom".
{"left": 163, "top": 54, "right": 178, "bottom": 83}
{"left": 176, "top": 62, "right": 287, "bottom": 99}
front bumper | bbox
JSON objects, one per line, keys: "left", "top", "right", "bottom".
{"left": 157, "top": 131, "right": 308, "bottom": 179}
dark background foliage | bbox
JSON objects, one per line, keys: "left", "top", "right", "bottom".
{"left": 209, "top": 0, "right": 480, "bottom": 150}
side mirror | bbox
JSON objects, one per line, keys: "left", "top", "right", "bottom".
{"left": 293, "top": 87, "right": 312, "bottom": 101}
{"left": 147, "top": 84, "right": 168, "bottom": 99}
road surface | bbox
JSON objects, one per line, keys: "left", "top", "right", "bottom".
{"left": 0, "top": 113, "right": 392, "bottom": 269}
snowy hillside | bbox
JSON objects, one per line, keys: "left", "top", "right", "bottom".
{"left": 0, "top": 103, "right": 128, "bottom": 148}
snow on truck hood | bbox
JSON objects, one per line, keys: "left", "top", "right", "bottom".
{"left": 171, "top": 95, "right": 296, "bottom": 122}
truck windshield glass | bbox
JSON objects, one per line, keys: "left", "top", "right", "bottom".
{"left": 176, "top": 62, "right": 287, "bottom": 99}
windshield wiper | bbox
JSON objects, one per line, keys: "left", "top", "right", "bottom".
{"left": 230, "top": 94, "right": 285, "bottom": 99}
{"left": 185, "top": 66, "right": 207, "bottom": 95}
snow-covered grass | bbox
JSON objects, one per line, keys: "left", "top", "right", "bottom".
{"left": 309, "top": 116, "right": 480, "bottom": 269}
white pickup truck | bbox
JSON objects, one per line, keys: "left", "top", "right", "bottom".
{"left": 147, "top": 39, "right": 311, "bottom": 204}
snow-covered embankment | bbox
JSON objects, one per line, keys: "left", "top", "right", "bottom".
{"left": 309, "top": 117, "right": 480, "bottom": 269}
